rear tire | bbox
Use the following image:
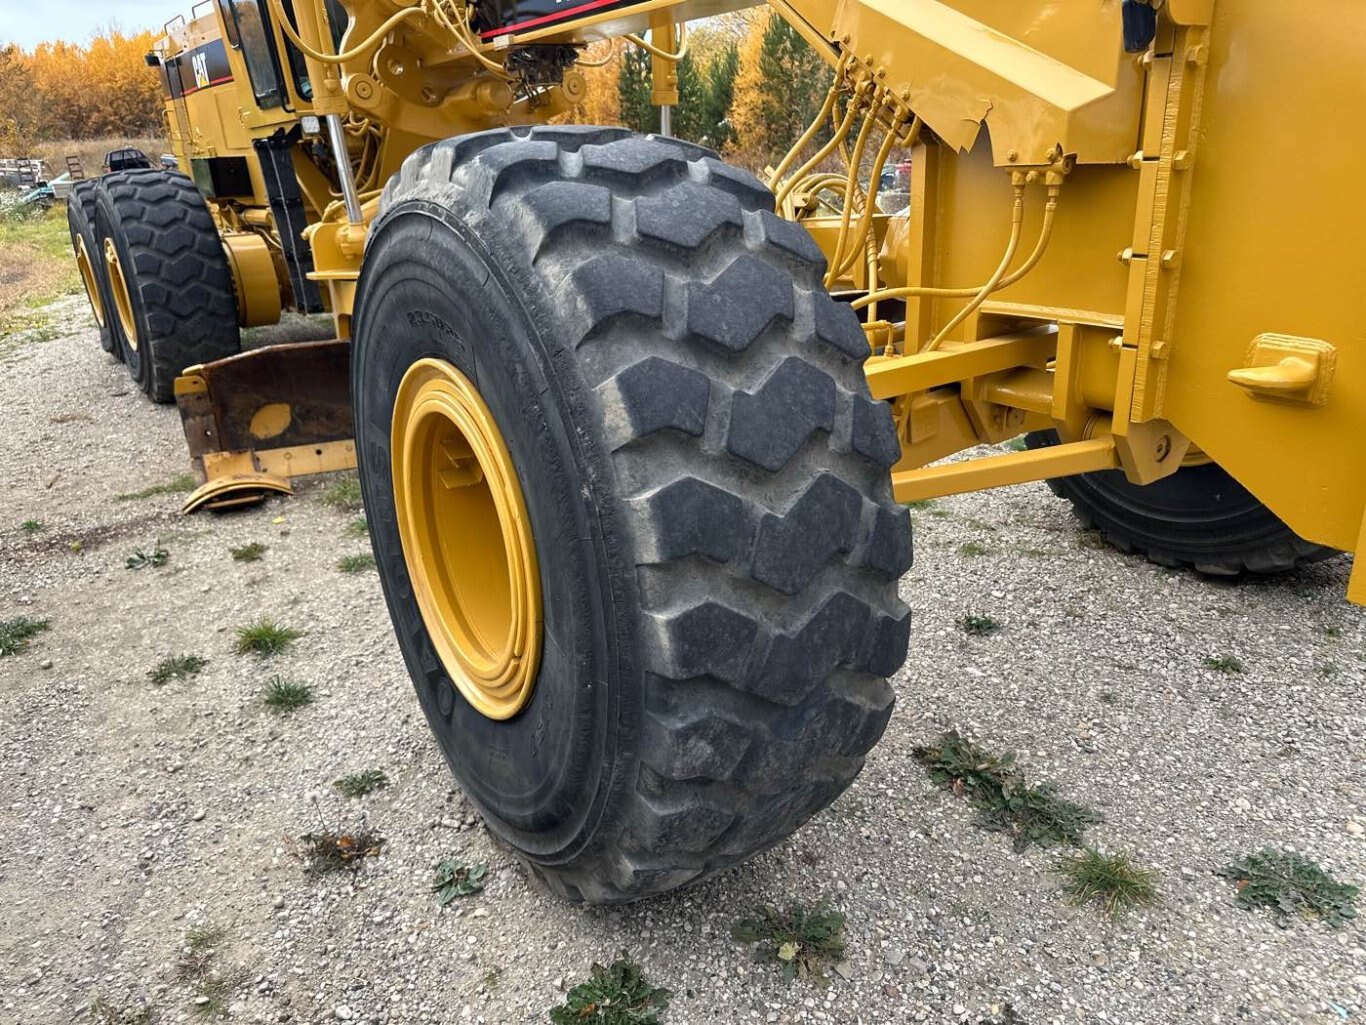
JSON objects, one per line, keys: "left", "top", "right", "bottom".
{"left": 1025, "top": 429, "right": 1334, "bottom": 574}
{"left": 354, "top": 127, "right": 912, "bottom": 902}
{"left": 67, "top": 180, "right": 119, "bottom": 358}
{"left": 94, "top": 169, "right": 240, "bottom": 402}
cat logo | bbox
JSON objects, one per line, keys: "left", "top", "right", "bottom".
{"left": 192, "top": 51, "right": 210, "bottom": 89}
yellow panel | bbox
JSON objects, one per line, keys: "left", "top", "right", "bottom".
{"left": 1160, "top": 0, "right": 1366, "bottom": 549}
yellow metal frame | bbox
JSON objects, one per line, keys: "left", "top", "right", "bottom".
{"left": 390, "top": 359, "right": 543, "bottom": 720}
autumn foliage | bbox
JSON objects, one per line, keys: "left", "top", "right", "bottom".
{"left": 0, "top": 29, "right": 163, "bottom": 152}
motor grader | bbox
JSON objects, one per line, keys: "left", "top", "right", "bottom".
{"left": 67, "top": 0, "right": 1365, "bottom": 902}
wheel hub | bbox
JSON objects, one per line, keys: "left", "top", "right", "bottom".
{"left": 75, "top": 235, "right": 106, "bottom": 329}
{"left": 391, "top": 358, "right": 542, "bottom": 720}
{"left": 103, "top": 237, "right": 138, "bottom": 350}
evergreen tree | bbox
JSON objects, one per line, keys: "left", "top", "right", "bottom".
{"left": 701, "top": 42, "right": 740, "bottom": 150}
{"left": 617, "top": 47, "right": 656, "bottom": 134}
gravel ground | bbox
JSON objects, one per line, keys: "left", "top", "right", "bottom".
{"left": 2, "top": 302, "right": 1363, "bottom": 1025}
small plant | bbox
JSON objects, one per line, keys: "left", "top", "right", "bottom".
{"left": 481, "top": 968, "right": 501, "bottom": 991}
{"left": 115, "top": 474, "right": 196, "bottom": 501}
{"left": 1057, "top": 848, "right": 1160, "bottom": 917}
{"left": 191, "top": 977, "right": 233, "bottom": 1019}
{"left": 298, "top": 805, "right": 384, "bottom": 874}
{"left": 345, "top": 517, "right": 369, "bottom": 538}
{"left": 959, "top": 541, "right": 991, "bottom": 557}
{"left": 337, "top": 553, "right": 376, "bottom": 573}
{"left": 733, "top": 901, "right": 847, "bottom": 984}
{"left": 432, "top": 858, "right": 488, "bottom": 904}
{"left": 913, "top": 730, "right": 1101, "bottom": 851}
{"left": 1218, "top": 848, "right": 1358, "bottom": 929}
{"left": 1004, "top": 435, "right": 1028, "bottom": 452}
{"left": 333, "top": 769, "right": 389, "bottom": 797}
{"left": 125, "top": 545, "right": 169, "bottom": 570}
{"left": 908, "top": 499, "right": 935, "bottom": 510}
{"left": 233, "top": 618, "right": 301, "bottom": 656}
{"left": 21, "top": 518, "right": 43, "bottom": 533}
{"left": 319, "top": 475, "right": 363, "bottom": 511}
{"left": 148, "top": 654, "right": 208, "bottom": 686}
{"left": 1203, "top": 654, "right": 1243, "bottom": 674}
{"left": 550, "top": 957, "right": 671, "bottom": 1025}
{"left": 0, "top": 615, "right": 49, "bottom": 657}
{"left": 185, "top": 924, "right": 225, "bottom": 954}
{"left": 263, "top": 676, "right": 313, "bottom": 712}
{"left": 959, "top": 614, "right": 1000, "bottom": 637}
{"left": 176, "top": 923, "right": 233, "bottom": 1019}
{"left": 89, "top": 996, "right": 154, "bottom": 1025}
{"left": 229, "top": 542, "right": 267, "bottom": 563}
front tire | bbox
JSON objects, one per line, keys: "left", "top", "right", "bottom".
{"left": 354, "top": 127, "right": 912, "bottom": 902}
{"left": 1025, "top": 430, "right": 1334, "bottom": 574}
{"left": 94, "top": 169, "right": 240, "bottom": 402}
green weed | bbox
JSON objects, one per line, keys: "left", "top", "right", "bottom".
{"left": 263, "top": 676, "right": 313, "bottom": 712}
{"left": 1203, "top": 654, "right": 1244, "bottom": 674}
{"left": 319, "top": 476, "right": 363, "bottom": 511}
{"left": 959, "top": 541, "right": 992, "bottom": 557}
{"left": 333, "top": 769, "right": 388, "bottom": 797}
{"left": 550, "top": 958, "right": 671, "bottom": 1025}
{"left": 125, "top": 545, "right": 169, "bottom": 570}
{"left": 148, "top": 654, "right": 208, "bottom": 686}
{"left": 913, "top": 730, "right": 1101, "bottom": 851}
{"left": 1057, "top": 848, "right": 1160, "bottom": 917}
{"left": 345, "top": 517, "right": 369, "bottom": 538}
{"left": 0, "top": 615, "right": 49, "bottom": 657}
{"left": 88, "top": 996, "right": 154, "bottom": 1025}
{"left": 20, "top": 519, "right": 43, "bottom": 533}
{"left": 229, "top": 542, "right": 267, "bottom": 563}
{"left": 115, "top": 474, "right": 196, "bottom": 501}
{"left": 732, "top": 901, "right": 847, "bottom": 985}
{"left": 337, "top": 553, "right": 376, "bottom": 573}
{"left": 432, "top": 859, "right": 488, "bottom": 905}
{"left": 1218, "top": 848, "right": 1358, "bottom": 928}
{"left": 960, "top": 614, "right": 1000, "bottom": 637}
{"left": 233, "top": 619, "right": 301, "bottom": 656}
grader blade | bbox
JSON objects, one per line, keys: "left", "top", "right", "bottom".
{"left": 175, "top": 339, "right": 355, "bottom": 513}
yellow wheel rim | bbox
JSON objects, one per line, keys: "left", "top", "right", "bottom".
{"left": 391, "top": 358, "right": 542, "bottom": 720}
{"left": 103, "top": 237, "right": 138, "bottom": 351}
{"left": 76, "top": 235, "right": 106, "bottom": 329}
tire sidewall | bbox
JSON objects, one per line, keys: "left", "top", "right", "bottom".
{"left": 93, "top": 181, "right": 149, "bottom": 390}
{"left": 353, "top": 202, "right": 636, "bottom": 863}
{"left": 68, "top": 184, "right": 118, "bottom": 357}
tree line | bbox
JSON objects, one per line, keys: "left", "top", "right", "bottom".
{"left": 1, "top": 11, "right": 830, "bottom": 168}
{"left": 0, "top": 30, "right": 163, "bottom": 151}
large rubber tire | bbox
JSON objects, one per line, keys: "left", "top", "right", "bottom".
{"left": 1025, "top": 429, "right": 1334, "bottom": 574}
{"left": 94, "top": 168, "right": 240, "bottom": 402}
{"left": 354, "top": 127, "right": 913, "bottom": 903}
{"left": 67, "top": 180, "right": 119, "bottom": 359}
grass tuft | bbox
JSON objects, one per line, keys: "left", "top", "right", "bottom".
{"left": 148, "top": 654, "right": 208, "bottom": 686}
{"left": 176, "top": 923, "right": 234, "bottom": 1019}
{"left": 550, "top": 957, "right": 671, "bottom": 1025}
{"left": 21, "top": 518, "right": 43, "bottom": 533}
{"left": 1218, "top": 848, "right": 1358, "bottom": 928}
{"left": 229, "top": 542, "right": 267, "bottom": 563}
{"left": 1057, "top": 848, "right": 1160, "bottom": 917}
{"left": 913, "top": 730, "right": 1101, "bottom": 851}
{"left": 345, "top": 517, "right": 369, "bottom": 539}
{"left": 432, "top": 858, "right": 488, "bottom": 904}
{"left": 89, "top": 996, "right": 154, "bottom": 1025}
{"left": 319, "top": 475, "right": 363, "bottom": 511}
{"left": 959, "top": 541, "right": 992, "bottom": 557}
{"left": 263, "top": 676, "right": 313, "bottom": 712}
{"left": 337, "top": 553, "right": 376, "bottom": 574}
{"left": 0, "top": 615, "right": 49, "bottom": 657}
{"left": 333, "top": 769, "right": 389, "bottom": 798}
{"left": 125, "top": 545, "right": 169, "bottom": 570}
{"left": 959, "top": 614, "right": 1000, "bottom": 637}
{"left": 115, "top": 474, "right": 196, "bottom": 502}
{"left": 233, "top": 618, "right": 301, "bottom": 657}
{"left": 732, "top": 901, "right": 847, "bottom": 985}
{"left": 1203, "top": 654, "right": 1243, "bottom": 674}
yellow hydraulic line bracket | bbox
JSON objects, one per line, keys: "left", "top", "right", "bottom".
{"left": 892, "top": 437, "right": 1120, "bottom": 505}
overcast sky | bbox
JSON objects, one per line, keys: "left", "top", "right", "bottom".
{"left": 1, "top": 0, "right": 171, "bottom": 49}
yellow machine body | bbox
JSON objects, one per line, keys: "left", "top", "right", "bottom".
{"left": 148, "top": 0, "right": 1366, "bottom": 599}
